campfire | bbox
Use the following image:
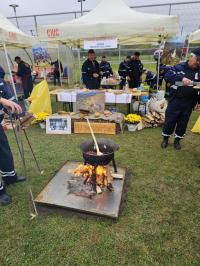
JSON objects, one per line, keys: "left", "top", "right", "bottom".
{"left": 68, "top": 139, "right": 119, "bottom": 198}
{"left": 73, "top": 164, "right": 113, "bottom": 193}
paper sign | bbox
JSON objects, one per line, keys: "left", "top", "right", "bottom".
{"left": 84, "top": 37, "right": 118, "bottom": 50}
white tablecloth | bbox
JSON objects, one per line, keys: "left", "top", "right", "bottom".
{"left": 57, "top": 91, "right": 132, "bottom": 104}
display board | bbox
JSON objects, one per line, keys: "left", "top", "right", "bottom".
{"left": 32, "top": 43, "right": 51, "bottom": 66}
{"left": 76, "top": 91, "right": 105, "bottom": 113}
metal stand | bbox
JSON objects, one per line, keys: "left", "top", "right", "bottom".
{"left": 9, "top": 114, "right": 38, "bottom": 219}
{"left": 112, "top": 158, "right": 117, "bottom": 173}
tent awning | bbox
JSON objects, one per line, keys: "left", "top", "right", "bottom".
{"left": 189, "top": 29, "right": 200, "bottom": 44}
{"left": 38, "top": 0, "right": 179, "bottom": 46}
{"left": 0, "top": 13, "right": 38, "bottom": 48}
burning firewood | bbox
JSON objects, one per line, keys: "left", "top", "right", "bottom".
{"left": 71, "top": 164, "right": 114, "bottom": 193}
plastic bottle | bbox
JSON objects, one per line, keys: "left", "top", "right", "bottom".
{"left": 124, "top": 77, "right": 129, "bottom": 92}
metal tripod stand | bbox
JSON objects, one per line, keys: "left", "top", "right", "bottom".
{"left": 9, "top": 113, "right": 43, "bottom": 219}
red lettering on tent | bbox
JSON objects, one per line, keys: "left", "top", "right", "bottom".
{"left": 8, "top": 32, "right": 17, "bottom": 40}
{"left": 153, "top": 27, "right": 165, "bottom": 32}
{"left": 47, "top": 28, "right": 60, "bottom": 38}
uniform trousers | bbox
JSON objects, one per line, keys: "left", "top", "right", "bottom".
{"left": 162, "top": 97, "right": 194, "bottom": 138}
{"left": 0, "top": 124, "right": 17, "bottom": 193}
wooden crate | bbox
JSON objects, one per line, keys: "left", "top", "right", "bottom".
{"left": 74, "top": 121, "right": 116, "bottom": 134}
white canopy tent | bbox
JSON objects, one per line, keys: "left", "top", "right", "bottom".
{"left": 189, "top": 29, "right": 200, "bottom": 44}
{"left": 38, "top": 0, "right": 179, "bottom": 46}
{"left": 0, "top": 13, "right": 37, "bottom": 48}
{"left": 0, "top": 13, "right": 37, "bottom": 98}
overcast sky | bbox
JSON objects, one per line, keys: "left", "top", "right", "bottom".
{"left": 1, "top": 0, "right": 200, "bottom": 36}
{"left": 1, "top": 0, "right": 196, "bottom": 17}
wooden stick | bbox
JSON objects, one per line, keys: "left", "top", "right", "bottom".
{"left": 86, "top": 118, "right": 103, "bottom": 156}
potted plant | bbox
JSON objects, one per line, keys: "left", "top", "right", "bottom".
{"left": 34, "top": 112, "right": 49, "bottom": 129}
{"left": 124, "top": 113, "right": 142, "bottom": 132}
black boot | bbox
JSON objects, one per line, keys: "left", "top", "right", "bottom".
{"left": 174, "top": 138, "right": 181, "bottom": 150}
{"left": 3, "top": 176, "right": 26, "bottom": 186}
{"left": 0, "top": 193, "right": 12, "bottom": 206}
{"left": 161, "top": 137, "right": 169, "bottom": 148}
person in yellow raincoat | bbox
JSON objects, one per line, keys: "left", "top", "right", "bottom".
{"left": 28, "top": 80, "right": 52, "bottom": 116}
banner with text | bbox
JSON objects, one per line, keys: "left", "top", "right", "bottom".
{"left": 84, "top": 37, "right": 118, "bottom": 50}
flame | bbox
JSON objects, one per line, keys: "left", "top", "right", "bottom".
{"left": 72, "top": 164, "right": 113, "bottom": 190}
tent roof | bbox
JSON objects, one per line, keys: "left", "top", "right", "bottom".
{"left": 189, "top": 29, "right": 200, "bottom": 44}
{"left": 0, "top": 13, "right": 37, "bottom": 48}
{"left": 38, "top": 0, "right": 179, "bottom": 46}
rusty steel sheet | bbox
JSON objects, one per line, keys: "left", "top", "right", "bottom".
{"left": 35, "top": 161, "right": 127, "bottom": 219}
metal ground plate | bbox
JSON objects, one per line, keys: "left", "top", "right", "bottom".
{"left": 35, "top": 161, "right": 127, "bottom": 219}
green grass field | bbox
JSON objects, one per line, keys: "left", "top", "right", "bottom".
{"left": 0, "top": 92, "right": 199, "bottom": 265}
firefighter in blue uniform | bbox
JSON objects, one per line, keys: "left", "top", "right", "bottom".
{"left": 161, "top": 48, "right": 200, "bottom": 150}
{"left": 0, "top": 65, "right": 5, "bottom": 79}
{"left": 118, "top": 56, "right": 131, "bottom": 89}
{"left": 128, "top": 52, "right": 144, "bottom": 88}
{"left": 145, "top": 65, "right": 170, "bottom": 92}
{"left": 128, "top": 52, "right": 143, "bottom": 88}
{"left": 0, "top": 79, "right": 26, "bottom": 205}
{"left": 14, "top": 56, "right": 33, "bottom": 99}
{"left": 82, "top": 49, "right": 100, "bottom": 90}
{"left": 99, "top": 56, "right": 113, "bottom": 79}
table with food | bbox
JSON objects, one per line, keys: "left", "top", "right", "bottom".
{"left": 50, "top": 87, "right": 149, "bottom": 113}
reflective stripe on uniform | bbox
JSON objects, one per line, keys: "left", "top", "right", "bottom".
{"left": 177, "top": 71, "right": 185, "bottom": 75}
{"left": 9, "top": 96, "right": 15, "bottom": 101}
{"left": 0, "top": 170, "right": 16, "bottom": 177}
{"left": 0, "top": 181, "right": 4, "bottom": 191}
{"left": 162, "top": 132, "right": 171, "bottom": 137}
{"left": 174, "top": 134, "right": 185, "bottom": 139}
{"left": 171, "top": 85, "right": 178, "bottom": 90}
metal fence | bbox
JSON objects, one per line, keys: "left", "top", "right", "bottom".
{"left": 7, "top": 1, "right": 200, "bottom": 37}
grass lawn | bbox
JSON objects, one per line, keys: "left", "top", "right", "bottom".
{"left": 0, "top": 91, "right": 199, "bottom": 265}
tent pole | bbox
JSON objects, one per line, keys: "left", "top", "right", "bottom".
{"left": 3, "top": 42, "right": 18, "bottom": 100}
{"left": 77, "top": 48, "right": 81, "bottom": 84}
{"left": 156, "top": 38, "right": 165, "bottom": 92}
{"left": 185, "top": 40, "right": 190, "bottom": 61}
{"left": 23, "top": 48, "right": 33, "bottom": 67}
{"left": 8, "top": 53, "right": 14, "bottom": 68}
{"left": 64, "top": 45, "right": 69, "bottom": 85}
{"left": 57, "top": 44, "right": 63, "bottom": 86}
{"left": 156, "top": 52, "right": 161, "bottom": 92}
{"left": 118, "top": 44, "right": 121, "bottom": 65}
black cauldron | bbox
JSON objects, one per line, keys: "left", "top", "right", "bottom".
{"left": 80, "top": 138, "right": 119, "bottom": 167}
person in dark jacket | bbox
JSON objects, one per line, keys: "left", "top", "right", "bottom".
{"left": 118, "top": 56, "right": 131, "bottom": 89}
{"left": 0, "top": 66, "right": 5, "bottom": 79}
{"left": 161, "top": 48, "right": 200, "bottom": 150}
{"left": 128, "top": 52, "right": 143, "bottom": 88}
{"left": 14, "top": 56, "right": 33, "bottom": 99}
{"left": 0, "top": 79, "right": 26, "bottom": 205}
{"left": 99, "top": 56, "right": 113, "bottom": 79}
{"left": 145, "top": 65, "right": 170, "bottom": 93}
{"left": 51, "top": 59, "right": 63, "bottom": 86}
{"left": 82, "top": 49, "right": 100, "bottom": 90}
